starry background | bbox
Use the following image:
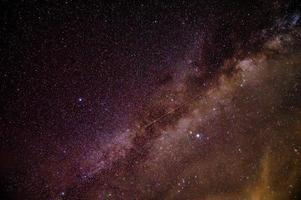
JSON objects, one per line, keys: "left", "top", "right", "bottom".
{"left": 1, "top": 1, "right": 301, "bottom": 199}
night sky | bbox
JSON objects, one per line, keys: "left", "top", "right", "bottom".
{"left": 1, "top": 1, "right": 301, "bottom": 199}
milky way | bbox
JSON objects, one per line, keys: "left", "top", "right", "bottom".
{"left": 1, "top": 1, "right": 301, "bottom": 200}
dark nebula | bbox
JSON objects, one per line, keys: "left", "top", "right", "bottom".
{"left": 1, "top": 1, "right": 301, "bottom": 199}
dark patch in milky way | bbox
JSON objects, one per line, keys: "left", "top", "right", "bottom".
{"left": 1, "top": 1, "right": 301, "bottom": 200}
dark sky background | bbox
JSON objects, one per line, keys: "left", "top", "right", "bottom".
{"left": 1, "top": 1, "right": 301, "bottom": 200}
{"left": 1, "top": 0, "right": 287, "bottom": 139}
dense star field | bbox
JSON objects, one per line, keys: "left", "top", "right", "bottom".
{"left": 1, "top": 1, "right": 301, "bottom": 199}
